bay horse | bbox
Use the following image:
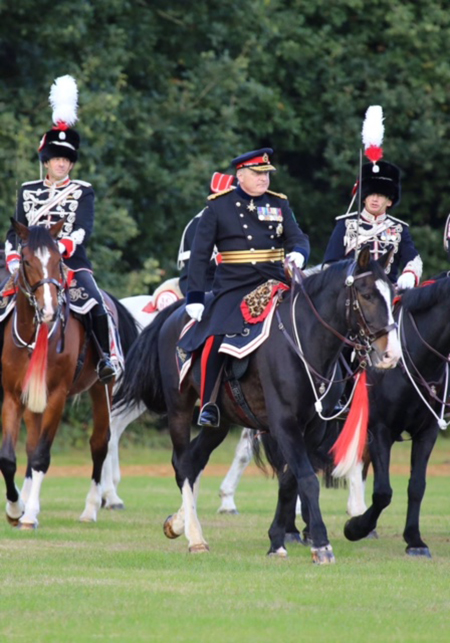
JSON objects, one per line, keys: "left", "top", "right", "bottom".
{"left": 0, "top": 219, "right": 139, "bottom": 529}
{"left": 117, "top": 248, "right": 400, "bottom": 563}
{"left": 342, "top": 273, "right": 450, "bottom": 557}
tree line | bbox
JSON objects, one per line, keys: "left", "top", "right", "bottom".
{"left": 1, "top": 0, "right": 450, "bottom": 297}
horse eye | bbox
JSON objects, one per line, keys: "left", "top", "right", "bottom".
{"left": 361, "top": 293, "right": 372, "bottom": 301}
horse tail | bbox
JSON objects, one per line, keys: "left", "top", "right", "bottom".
{"left": 105, "top": 292, "right": 141, "bottom": 356}
{"left": 22, "top": 324, "right": 49, "bottom": 412}
{"left": 113, "top": 300, "right": 184, "bottom": 415}
{"left": 330, "top": 371, "right": 369, "bottom": 478}
{"left": 252, "top": 432, "right": 283, "bottom": 478}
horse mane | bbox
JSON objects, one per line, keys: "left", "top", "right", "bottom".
{"left": 301, "top": 258, "right": 387, "bottom": 297}
{"left": 26, "top": 225, "right": 57, "bottom": 252}
{"left": 401, "top": 274, "right": 450, "bottom": 313}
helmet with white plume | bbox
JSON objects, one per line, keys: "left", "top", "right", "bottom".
{"left": 38, "top": 75, "right": 80, "bottom": 163}
{"left": 359, "top": 105, "right": 401, "bottom": 208}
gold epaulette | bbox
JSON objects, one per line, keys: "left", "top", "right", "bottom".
{"left": 266, "top": 189, "right": 287, "bottom": 199}
{"left": 207, "top": 187, "right": 235, "bottom": 200}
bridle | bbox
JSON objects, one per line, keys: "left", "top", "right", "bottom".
{"left": 13, "top": 242, "right": 67, "bottom": 349}
{"left": 276, "top": 261, "right": 397, "bottom": 418}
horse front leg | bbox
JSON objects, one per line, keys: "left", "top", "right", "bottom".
{"left": 166, "top": 411, "right": 229, "bottom": 553}
{"left": 275, "top": 427, "right": 334, "bottom": 564}
{"left": 403, "top": 427, "right": 438, "bottom": 558}
{"left": 344, "top": 423, "right": 392, "bottom": 542}
{"left": 268, "top": 466, "right": 304, "bottom": 557}
{"left": 80, "top": 382, "right": 113, "bottom": 522}
{"left": 0, "top": 393, "right": 25, "bottom": 526}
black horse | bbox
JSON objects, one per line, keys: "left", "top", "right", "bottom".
{"left": 343, "top": 273, "right": 450, "bottom": 557}
{"left": 117, "top": 248, "right": 400, "bottom": 563}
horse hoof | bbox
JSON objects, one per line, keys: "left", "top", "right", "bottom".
{"left": 311, "top": 545, "right": 335, "bottom": 565}
{"left": 217, "top": 508, "right": 239, "bottom": 515}
{"left": 106, "top": 503, "right": 125, "bottom": 511}
{"left": 268, "top": 546, "right": 288, "bottom": 558}
{"left": 188, "top": 543, "right": 210, "bottom": 554}
{"left": 406, "top": 546, "right": 432, "bottom": 559}
{"left": 285, "top": 532, "right": 307, "bottom": 545}
{"left": 16, "top": 521, "right": 37, "bottom": 531}
{"left": 6, "top": 514, "right": 22, "bottom": 527}
{"left": 163, "top": 515, "right": 181, "bottom": 539}
{"left": 365, "top": 529, "right": 379, "bottom": 540}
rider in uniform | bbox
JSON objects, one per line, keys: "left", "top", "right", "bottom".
{"left": 3, "top": 75, "right": 115, "bottom": 383}
{"left": 323, "top": 160, "right": 423, "bottom": 289}
{"left": 180, "top": 148, "right": 310, "bottom": 427}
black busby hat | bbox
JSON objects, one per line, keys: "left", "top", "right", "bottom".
{"left": 360, "top": 160, "right": 401, "bottom": 207}
{"left": 359, "top": 105, "right": 401, "bottom": 207}
{"left": 38, "top": 75, "right": 80, "bottom": 163}
{"left": 231, "top": 148, "right": 276, "bottom": 172}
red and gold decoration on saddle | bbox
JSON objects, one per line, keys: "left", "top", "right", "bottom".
{"left": 362, "top": 105, "right": 384, "bottom": 172}
{"left": 241, "top": 279, "right": 289, "bottom": 324}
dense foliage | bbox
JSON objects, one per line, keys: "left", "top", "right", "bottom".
{"left": 1, "top": 0, "right": 450, "bottom": 295}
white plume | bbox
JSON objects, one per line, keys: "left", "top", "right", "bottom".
{"left": 49, "top": 75, "right": 78, "bottom": 127}
{"left": 361, "top": 105, "right": 384, "bottom": 149}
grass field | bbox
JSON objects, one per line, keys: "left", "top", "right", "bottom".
{"left": 0, "top": 431, "right": 449, "bottom": 642}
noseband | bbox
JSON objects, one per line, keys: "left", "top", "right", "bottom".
{"left": 298, "top": 262, "right": 396, "bottom": 365}
{"left": 344, "top": 263, "right": 397, "bottom": 365}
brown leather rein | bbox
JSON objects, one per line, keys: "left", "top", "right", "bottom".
{"left": 276, "top": 262, "right": 397, "bottom": 387}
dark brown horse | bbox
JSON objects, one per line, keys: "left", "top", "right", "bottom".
{"left": 117, "top": 248, "right": 400, "bottom": 563}
{"left": 0, "top": 219, "right": 137, "bottom": 529}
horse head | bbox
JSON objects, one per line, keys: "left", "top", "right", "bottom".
{"left": 349, "top": 246, "right": 400, "bottom": 370}
{"left": 12, "top": 218, "right": 65, "bottom": 324}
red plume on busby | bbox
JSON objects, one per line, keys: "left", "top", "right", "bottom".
{"left": 359, "top": 105, "right": 401, "bottom": 207}
{"left": 38, "top": 75, "right": 80, "bottom": 163}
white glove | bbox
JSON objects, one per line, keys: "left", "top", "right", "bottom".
{"left": 186, "top": 303, "right": 204, "bottom": 321}
{"left": 58, "top": 241, "right": 66, "bottom": 255}
{"left": 7, "top": 260, "right": 19, "bottom": 274}
{"left": 285, "top": 252, "right": 305, "bottom": 270}
{"left": 397, "top": 272, "right": 416, "bottom": 290}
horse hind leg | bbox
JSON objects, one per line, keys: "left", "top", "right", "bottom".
{"left": 101, "top": 403, "right": 145, "bottom": 510}
{"left": 80, "top": 383, "right": 112, "bottom": 523}
{"left": 217, "top": 427, "right": 253, "bottom": 514}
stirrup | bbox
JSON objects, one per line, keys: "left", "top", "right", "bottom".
{"left": 97, "top": 356, "right": 116, "bottom": 384}
{"left": 198, "top": 403, "right": 220, "bottom": 428}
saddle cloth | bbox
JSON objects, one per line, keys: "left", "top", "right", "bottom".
{"left": 176, "top": 280, "right": 288, "bottom": 388}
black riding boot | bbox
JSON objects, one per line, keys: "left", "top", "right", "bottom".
{"left": 91, "top": 312, "right": 116, "bottom": 384}
{"left": 198, "top": 336, "right": 224, "bottom": 428}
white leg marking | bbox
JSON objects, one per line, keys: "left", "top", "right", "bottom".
{"left": 218, "top": 428, "right": 253, "bottom": 513}
{"left": 182, "top": 476, "right": 208, "bottom": 549}
{"left": 80, "top": 480, "right": 102, "bottom": 522}
{"left": 346, "top": 461, "right": 367, "bottom": 517}
{"left": 20, "top": 469, "right": 45, "bottom": 527}
{"left": 6, "top": 486, "right": 25, "bottom": 520}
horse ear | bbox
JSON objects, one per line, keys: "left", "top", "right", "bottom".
{"left": 377, "top": 247, "right": 394, "bottom": 272}
{"left": 10, "top": 218, "right": 29, "bottom": 242}
{"left": 357, "top": 245, "right": 371, "bottom": 270}
{"left": 49, "top": 219, "right": 65, "bottom": 238}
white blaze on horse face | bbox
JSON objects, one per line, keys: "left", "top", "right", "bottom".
{"left": 375, "top": 279, "right": 401, "bottom": 368}
{"left": 35, "top": 247, "right": 54, "bottom": 322}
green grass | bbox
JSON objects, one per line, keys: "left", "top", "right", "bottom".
{"left": 0, "top": 434, "right": 449, "bottom": 642}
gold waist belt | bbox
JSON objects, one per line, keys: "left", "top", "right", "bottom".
{"left": 220, "top": 249, "right": 285, "bottom": 264}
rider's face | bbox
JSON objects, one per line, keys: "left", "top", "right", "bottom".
{"left": 44, "top": 157, "right": 74, "bottom": 183}
{"left": 237, "top": 168, "right": 271, "bottom": 197}
{"left": 364, "top": 194, "right": 392, "bottom": 217}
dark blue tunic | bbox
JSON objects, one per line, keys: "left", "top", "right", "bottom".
{"left": 323, "top": 210, "right": 422, "bottom": 284}
{"left": 180, "top": 185, "right": 310, "bottom": 352}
